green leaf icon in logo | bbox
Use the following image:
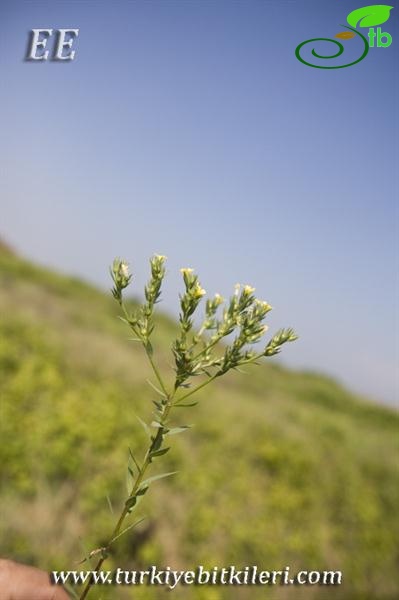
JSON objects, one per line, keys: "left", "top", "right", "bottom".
{"left": 347, "top": 5, "right": 394, "bottom": 28}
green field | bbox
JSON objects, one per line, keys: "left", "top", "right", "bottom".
{"left": 0, "top": 243, "right": 398, "bottom": 600}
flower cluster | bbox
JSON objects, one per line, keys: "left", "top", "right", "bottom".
{"left": 112, "top": 257, "right": 297, "bottom": 389}
{"left": 110, "top": 258, "right": 132, "bottom": 303}
{"left": 172, "top": 268, "right": 209, "bottom": 388}
{"left": 179, "top": 268, "right": 207, "bottom": 331}
{"left": 264, "top": 327, "right": 298, "bottom": 356}
{"left": 138, "top": 254, "right": 167, "bottom": 342}
{"left": 171, "top": 268, "right": 295, "bottom": 388}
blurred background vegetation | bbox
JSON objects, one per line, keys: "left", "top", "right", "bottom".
{"left": 0, "top": 241, "right": 398, "bottom": 600}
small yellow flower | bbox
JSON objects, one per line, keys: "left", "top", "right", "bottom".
{"left": 193, "top": 285, "right": 206, "bottom": 298}
{"left": 180, "top": 267, "right": 194, "bottom": 275}
{"left": 256, "top": 299, "right": 273, "bottom": 311}
{"left": 243, "top": 285, "right": 255, "bottom": 295}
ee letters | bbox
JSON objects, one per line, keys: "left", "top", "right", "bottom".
{"left": 27, "top": 29, "right": 79, "bottom": 61}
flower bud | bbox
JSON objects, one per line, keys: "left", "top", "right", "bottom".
{"left": 120, "top": 262, "right": 130, "bottom": 279}
{"left": 111, "top": 258, "right": 131, "bottom": 289}
{"left": 243, "top": 285, "right": 255, "bottom": 295}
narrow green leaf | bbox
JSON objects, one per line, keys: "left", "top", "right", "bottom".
{"left": 128, "top": 447, "right": 141, "bottom": 474}
{"left": 106, "top": 494, "right": 114, "bottom": 515}
{"left": 150, "top": 431, "right": 163, "bottom": 451}
{"left": 166, "top": 426, "right": 192, "bottom": 435}
{"left": 126, "top": 468, "right": 133, "bottom": 495}
{"left": 174, "top": 401, "right": 198, "bottom": 408}
{"left": 109, "top": 518, "right": 146, "bottom": 546}
{"left": 77, "top": 538, "right": 95, "bottom": 569}
{"left": 125, "top": 489, "right": 146, "bottom": 513}
{"left": 125, "top": 496, "right": 137, "bottom": 510}
{"left": 146, "top": 379, "right": 167, "bottom": 397}
{"left": 140, "top": 471, "right": 178, "bottom": 488}
{"left": 150, "top": 447, "right": 170, "bottom": 458}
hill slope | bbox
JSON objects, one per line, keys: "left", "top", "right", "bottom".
{"left": 0, "top": 247, "right": 398, "bottom": 600}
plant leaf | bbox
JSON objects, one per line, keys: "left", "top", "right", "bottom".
{"left": 150, "top": 431, "right": 163, "bottom": 452}
{"left": 140, "top": 471, "right": 178, "bottom": 488}
{"left": 106, "top": 494, "right": 114, "bottom": 515}
{"left": 126, "top": 463, "right": 135, "bottom": 494}
{"left": 109, "top": 518, "right": 146, "bottom": 546}
{"left": 125, "top": 491, "right": 146, "bottom": 513}
{"left": 152, "top": 399, "right": 163, "bottom": 411}
{"left": 166, "top": 425, "right": 192, "bottom": 435}
{"left": 347, "top": 5, "right": 393, "bottom": 28}
{"left": 128, "top": 447, "right": 141, "bottom": 474}
{"left": 125, "top": 495, "right": 137, "bottom": 510}
{"left": 146, "top": 378, "right": 167, "bottom": 397}
{"left": 136, "top": 485, "right": 149, "bottom": 496}
{"left": 77, "top": 538, "right": 96, "bottom": 569}
{"left": 150, "top": 447, "right": 170, "bottom": 458}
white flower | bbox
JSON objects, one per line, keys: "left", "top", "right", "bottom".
{"left": 120, "top": 262, "right": 130, "bottom": 278}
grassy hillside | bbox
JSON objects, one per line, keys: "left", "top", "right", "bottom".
{"left": 0, "top": 246, "right": 398, "bottom": 600}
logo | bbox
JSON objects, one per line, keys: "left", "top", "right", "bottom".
{"left": 26, "top": 29, "right": 79, "bottom": 61}
{"left": 295, "top": 4, "right": 393, "bottom": 69}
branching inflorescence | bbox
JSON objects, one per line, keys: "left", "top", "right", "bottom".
{"left": 79, "top": 255, "right": 297, "bottom": 599}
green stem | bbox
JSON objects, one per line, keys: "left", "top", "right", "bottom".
{"left": 190, "top": 336, "right": 220, "bottom": 361}
{"left": 174, "top": 374, "right": 218, "bottom": 405}
{"left": 121, "top": 301, "right": 170, "bottom": 397}
{"left": 79, "top": 371, "right": 174, "bottom": 599}
{"left": 146, "top": 352, "right": 169, "bottom": 397}
{"left": 236, "top": 352, "right": 265, "bottom": 367}
{"left": 173, "top": 352, "right": 264, "bottom": 408}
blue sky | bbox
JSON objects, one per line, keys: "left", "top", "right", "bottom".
{"left": 1, "top": 0, "right": 398, "bottom": 405}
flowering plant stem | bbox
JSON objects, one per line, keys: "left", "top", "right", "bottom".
{"left": 79, "top": 324, "right": 173, "bottom": 599}
{"left": 77, "top": 256, "right": 297, "bottom": 599}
